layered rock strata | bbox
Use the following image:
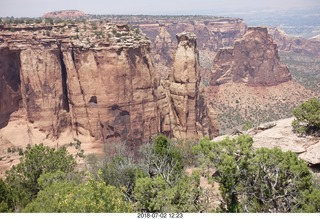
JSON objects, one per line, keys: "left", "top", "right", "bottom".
{"left": 168, "top": 32, "right": 215, "bottom": 138}
{"left": 0, "top": 48, "right": 21, "bottom": 128}
{"left": 138, "top": 18, "right": 247, "bottom": 72}
{"left": 0, "top": 23, "right": 213, "bottom": 152}
{"left": 270, "top": 28, "right": 320, "bottom": 57}
{"left": 210, "top": 27, "right": 292, "bottom": 86}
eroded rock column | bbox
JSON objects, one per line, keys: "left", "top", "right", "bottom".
{"left": 169, "top": 32, "right": 213, "bottom": 138}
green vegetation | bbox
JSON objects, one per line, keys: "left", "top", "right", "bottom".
{"left": 115, "top": 32, "right": 122, "bottom": 38}
{"left": 292, "top": 97, "right": 320, "bottom": 136}
{"left": 91, "top": 22, "right": 97, "bottom": 30}
{"left": 6, "top": 147, "right": 24, "bottom": 155}
{"left": 194, "top": 135, "right": 318, "bottom": 212}
{"left": 242, "top": 121, "right": 253, "bottom": 131}
{"left": 5, "top": 144, "right": 76, "bottom": 209}
{"left": 1, "top": 134, "right": 320, "bottom": 213}
{"left": 0, "top": 179, "right": 13, "bottom": 212}
{"left": 23, "top": 172, "right": 132, "bottom": 213}
{"left": 209, "top": 89, "right": 303, "bottom": 135}
{"left": 44, "top": 18, "right": 54, "bottom": 25}
{"left": 94, "top": 31, "right": 104, "bottom": 38}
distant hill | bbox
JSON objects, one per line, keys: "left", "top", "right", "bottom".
{"left": 42, "top": 10, "right": 88, "bottom": 19}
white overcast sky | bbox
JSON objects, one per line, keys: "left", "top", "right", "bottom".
{"left": 1, "top": 0, "right": 320, "bottom": 17}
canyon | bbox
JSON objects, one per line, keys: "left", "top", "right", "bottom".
{"left": 0, "top": 19, "right": 215, "bottom": 176}
{"left": 0, "top": 23, "right": 212, "bottom": 142}
{"left": 0, "top": 15, "right": 319, "bottom": 176}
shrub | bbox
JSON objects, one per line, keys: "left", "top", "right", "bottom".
{"left": 195, "top": 135, "right": 313, "bottom": 212}
{"left": 23, "top": 174, "right": 132, "bottom": 213}
{"left": 18, "top": 148, "right": 23, "bottom": 156}
{"left": 292, "top": 97, "right": 320, "bottom": 136}
{"left": 5, "top": 144, "right": 76, "bottom": 209}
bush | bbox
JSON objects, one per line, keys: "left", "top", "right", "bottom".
{"left": 133, "top": 176, "right": 168, "bottom": 212}
{"left": 292, "top": 97, "right": 320, "bottom": 136}
{"left": 44, "top": 18, "right": 53, "bottom": 25}
{"left": 242, "top": 121, "right": 253, "bottom": 131}
{"left": 23, "top": 173, "right": 132, "bottom": 213}
{"left": 0, "top": 180, "right": 14, "bottom": 212}
{"left": 5, "top": 144, "right": 76, "bottom": 209}
{"left": 102, "top": 155, "right": 146, "bottom": 200}
{"left": 18, "top": 148, "right": 23, "bottom": 156}
{"left": 195, "top": 135, "right": 314, "bottom": 213}
{"left": 150, "top": 135, "right": 184, "bottom": 186}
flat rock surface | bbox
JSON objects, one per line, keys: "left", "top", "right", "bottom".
{"left": 213, "top": 117, "right": 320, "bottom": 165}
{"left": 251, "top": 118, "right": 308, "bottom": 154}
{"left": 299, "top": 142, "right": 320, "bottom": 165}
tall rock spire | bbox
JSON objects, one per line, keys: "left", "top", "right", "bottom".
{"left": 168, "top": 32, "right": 215, "bottom": 138}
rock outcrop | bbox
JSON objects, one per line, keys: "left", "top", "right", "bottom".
{"left": 213, "top": 117, "right": 320, "bottom": 166}
{"left": 0, "top": 21, "right": 214, "bottom": 158}
{"left": 153, "top": 26, "right": 175, "bottom": 69}
{"left": 0, "top": 23, "right": 165, "bottom": 148}
{"left": 270, "top": 28, "right": 320, "bottom": 57}
{"left": 0, "top": 48, "right": 21, "bottom": 129}
{"left": 167, "top": 32, "right": 214, "bottom": 138}
{"left": 210, "top": 27, "right": 292, "bottom": 86}
{"left": 137, "top": 17, "right": 247, "bottom": 72}
{"left": 61, "top": 44, "right": 161, "bottom": 146}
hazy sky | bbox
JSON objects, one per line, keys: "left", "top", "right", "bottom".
{"left": 1, "top": 0, "right": 320, "bottom": 17}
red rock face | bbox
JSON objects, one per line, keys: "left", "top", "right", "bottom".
{"left": 61, "top": 45, "right": 161, "bottom": 146}
{"left": 0, "top": 49, "right": 21, "bottom": 128}
{"left": 270, "top": 28, "right": 320, "bottom": 57}
{"left": 139, "top": 18, "right": 247, "bottom": 75}
{"left": 19, "top": 48, "right": 70, "bottom": 136}
{"left": 211, "top": 27, "right": 292, "bottom": 86}
{"left": 0, "top": 23, "right": 214, "bottom": 151}
{"left": 168, "top": 32, "right": 215, "bottom": 138}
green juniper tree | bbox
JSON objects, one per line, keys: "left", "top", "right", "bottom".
{"left": 292, "top": 97, "right": 320, "bottom": 136}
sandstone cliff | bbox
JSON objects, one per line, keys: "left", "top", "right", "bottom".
{"left": 0, "top": 21, "right": 213, "bottom": 161}
{"left": 166, "top": 32, "right": 215, "bottom": 138}
{"left": 206, "top": 27, "right": 315, "bottom": 135}
{"left": 0, "top": 48, "right": 21, "bottom": 129}
{"left": 0, "top": 23, "right": 167, "bottom": 149}
{"left": 270, "top": 28, "right": 320, "bottom": 57}
{"left": 210, "top": 27, "right": 292, "bottom": 86}
{"left": 137, "top": 17, "right": 247, "bottom": 74}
